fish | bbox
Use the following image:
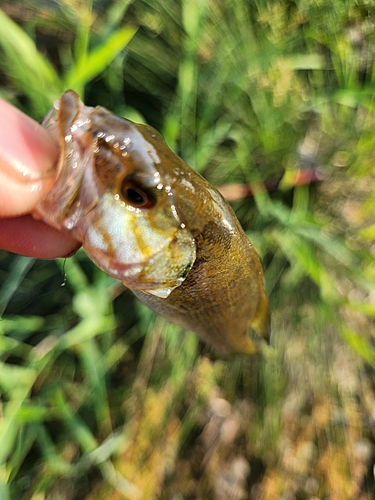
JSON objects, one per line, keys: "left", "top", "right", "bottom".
{"left": 33, "top": 90, "right": 270, "bottom": 354}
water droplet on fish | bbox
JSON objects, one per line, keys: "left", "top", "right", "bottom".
{"left": 146, "top": 287, "right": 174, "bottom": 299}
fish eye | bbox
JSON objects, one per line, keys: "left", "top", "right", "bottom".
{"left": 120, "top": 180, "right": 156, "bottom": 208}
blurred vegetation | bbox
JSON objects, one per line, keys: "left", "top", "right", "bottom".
{"left": 1, "top": 0, "right": 375, "bottom": 498}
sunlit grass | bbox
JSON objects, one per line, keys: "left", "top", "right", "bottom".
{"left": 1, "top": 0, "right": 375, "bottom": 498}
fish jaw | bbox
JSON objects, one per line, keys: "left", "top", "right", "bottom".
{"left": 33, "top": 90, "right": 196, "bottom": 294}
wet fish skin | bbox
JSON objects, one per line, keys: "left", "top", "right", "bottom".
{"left": 132, "top": 124, "right": 270, "bottom": 354}
{"left": 35, "top": 91, "right": 270, "bottom": 354}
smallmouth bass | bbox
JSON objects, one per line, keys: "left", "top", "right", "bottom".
{"left": 34, "top": 90, "right": 270, "bottom": 354}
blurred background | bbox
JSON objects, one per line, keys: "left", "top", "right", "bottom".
{"left": 1, "top": 0, "right": 375, "bottom": 498}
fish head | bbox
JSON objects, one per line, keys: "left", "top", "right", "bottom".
{"left": 36, "top": 91, "right": 196, "bottom": 296}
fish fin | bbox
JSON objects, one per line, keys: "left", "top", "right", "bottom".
{"left": 250, "top": 292, "right": 271, "bottom": 344}
{"left": 58, "top": 90, "right": 81, "bottom": 139}
{"left": 240, "top": 338, "right": 258, "bottom": 355}
{"left": 226, "top": 333, "right": 258, "bottom": 355}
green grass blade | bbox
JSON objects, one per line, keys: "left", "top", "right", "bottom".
{"left": 0, "top": 257, "right": 35, "bottom": 318}
{"left": 52, "top": 387, "right": 98, "bottom": 454}
{"left": 64, "top": 25, "right": 138, "bottom": 93}
{"left": 71, "top": 0, "right": 93, "bottom": 81}
{"left": 273, "top": 230, "right": 338, "bottom": 301}
{"left": 77, "top": 338, "right": 112, "bottom": 433}
{"left": 0, "top": 9, "right": 62, "bottom": 115}
{"left": 0, "top": 364, "right": 37, "bottom": 466}
{"left": 340, "top": 327, "right": 375, "bottom": 367}
{"left": 36, "top": 425, "right": 72, "bottom": 475}
{"left": 7, "top": 424, "right": 40, "bottom": 482}
{"left": 100, "top": 0, "right": 134, "bottom": 37}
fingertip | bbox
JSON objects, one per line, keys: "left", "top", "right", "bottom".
{"left": 0, "top": 98, "right": 58, "bottom": 217}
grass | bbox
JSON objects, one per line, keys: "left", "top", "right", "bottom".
{"left": 1, "top": 0, "right": 375, "bottom": 498}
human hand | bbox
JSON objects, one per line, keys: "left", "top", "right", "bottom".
{"left": 0, "top": 98, "right": 80, "bottom": 258}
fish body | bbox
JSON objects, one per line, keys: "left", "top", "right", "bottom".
{"left": 132, "top": 123, "right": 270, "bottom": 353}
{"left": 34, "top": 90, "right": 270, "bottom": 353}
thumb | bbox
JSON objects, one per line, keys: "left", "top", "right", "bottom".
{"left": 0, "top": 98, "right": 58, "bottom": 216}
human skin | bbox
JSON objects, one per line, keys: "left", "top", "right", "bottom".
{"left": 0, "top": 98, "right": 80, "bottom": 258}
